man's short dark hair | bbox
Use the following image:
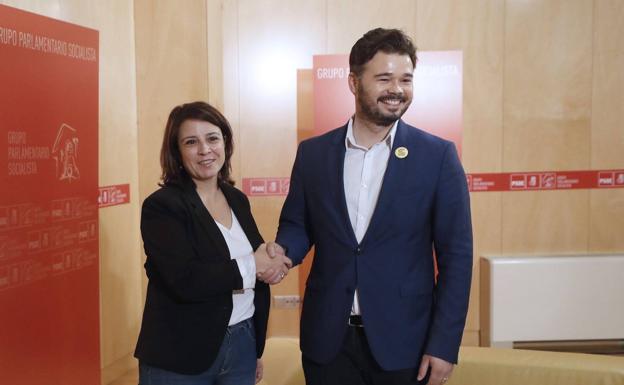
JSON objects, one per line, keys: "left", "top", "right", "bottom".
{"left": 349, "top": 28, "right": 417, "bottom": 77}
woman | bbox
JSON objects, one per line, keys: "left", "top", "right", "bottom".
{"left": 135, "top": 101, "right": 291, "bottom": 384}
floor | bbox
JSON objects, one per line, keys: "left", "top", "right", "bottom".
{"left": 106, "top": 351, "right": 623, "bottom": 385}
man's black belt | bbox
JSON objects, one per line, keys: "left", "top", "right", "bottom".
{"left": 348, "top": 315, "right": 363, "bottom": 327}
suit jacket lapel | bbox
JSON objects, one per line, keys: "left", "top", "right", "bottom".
{"left": 361, "top": 120, "right": 409, "bottom": 244}
{"left": 182, "top": 180, "right": 231, "bottom": 260}
{"left": 329, "top": 126, "right": 359, "bottom": 246}
{"left": 221, "top": 182, "right": 263, "bottom": 248}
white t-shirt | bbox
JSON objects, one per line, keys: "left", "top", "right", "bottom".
{"left": 216, "top": 210, "right": 256, "bottom": 326}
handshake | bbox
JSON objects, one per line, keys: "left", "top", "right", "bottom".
{"left": 253, "top": 242, "right": 292, "bottom": 285}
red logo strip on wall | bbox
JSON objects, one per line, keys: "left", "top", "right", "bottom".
{"left": 242, "top": 178, "right": 290, "bottom": 196}
{"left": 467, "top": 169, "right": 624, "bottom": 192}
{"left": 98, "top": 184, "right": 130, "bottom": 208}
{"left": 244, "top": 170, "right": 624, "bottom": 197}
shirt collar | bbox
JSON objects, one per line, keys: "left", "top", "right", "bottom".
{"left": 345, "top": 118, "right": 398, "bottom": 150}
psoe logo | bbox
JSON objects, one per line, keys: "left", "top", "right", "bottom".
{"left": 527, "top": 174, "right": 540, "bottom": 189}
{"left": 541, "top": 173, "right": 556, "bottom": 188}
{"left": 510, "top": 174, "right": 526, "bottom": 190}
{"left": 598, "top": 172, "right": 614, "bottom": 187}
{"left": 250, "top": 180, "right": 266, "bottom": 195}
{"left": 52, "top": 124, "right": 80, "bottom": 182}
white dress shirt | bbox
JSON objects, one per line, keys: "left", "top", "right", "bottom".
{"left": 216, "top": 210, "right": 256, "bottom": 326}
{"left": 343, "top": 118, "right": 397, "bottom": 315}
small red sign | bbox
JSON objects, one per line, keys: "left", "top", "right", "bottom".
{"left": 526, "top": 174, "right": 540, "bottom": 189}
{"left": 510, "top": 174, "right": 527, "bottom": 190}
{"left": 98, "top": 184, "right": 130, "bottom": 207}
{"left": 598, "top": 172, "right": 614, "bottom": 187}
{"left": 242, "top": 178, "right": 290, "bottom": 196}
{"left": 541, "top": 173, "right": 556, "bottom": 188}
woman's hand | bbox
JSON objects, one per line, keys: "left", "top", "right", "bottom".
{"left": 254, "top": 243, "right": 291, "bottom": 284}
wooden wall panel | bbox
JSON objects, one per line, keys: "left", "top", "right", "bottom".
{"left": 95, "top": 2, "right": 142, "bottom": 381}
{"left": 589, "top": 0, "right": 624, "bottom": 252}
{"left": 234, "top": 0, "right": 326, "bottom": 337}
{"left": 589, "top": 190, "right": 624, "bottom": 252}
{"left": 207, "top": 0, "right": 224, "bottom": 112}
{"left": 502, "top": 191, "right": 590, "bottom": 253}
{"left": 416, "top": 0, "right": 504, "bottom": 173}
{"left": 220, "top": 0, "right": 241, "bottom": 183}
{"left": 464, "top": 192, "right": 502, "bottom": 343}
{"left": 237, "top": 0, "right": 325, "bottom": 177}
{"left": 134, "top": 0, "right": 210, "bottom": 310}
{"left": 416, "top": 0, "right": 504, "bottom": 345}
{"left": 133, "top": 0, "right": 210, "bottom": 378}
{"left": 501, "top": 0, "right": 593, "bottom": 256}
{"left": 326, "top": 0, "right": 416, "bottom": 54}
{"left": 296, "top": 70, "right": 315, "bottom": 142}
{"left": 135, "top": 0, "right": 209, "bottom": 202}
{"left": 591, "top": 0, "right": 624, "bottom": 169}
{"left": 503, "top": 0, "right": 593, "bottom": 172}
{"left": 295, "top": 69, "right": 315, "bottom": 306}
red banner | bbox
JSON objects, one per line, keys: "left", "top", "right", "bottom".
{"left": 0, "top": 4, "right": 100, "bottom": 384}
{"left": 467, "top": 169, "right": 624, "bottom": 192}
{"left": 244, "top": 169, "right": 624, "bottom": 197}
{"left": 98, "top": 184, "right": 130, "bottom": 208}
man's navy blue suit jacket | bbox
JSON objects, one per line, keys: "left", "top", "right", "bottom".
{"left": 276, "top": 120, "right": 473, "bottom": 370}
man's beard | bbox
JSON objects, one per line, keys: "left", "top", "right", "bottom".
{"left": 357, "top": 90, "right": 411, "bottom": 127}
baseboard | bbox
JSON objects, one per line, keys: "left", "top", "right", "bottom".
{"left": 101, "top": 352, "right": 137, "bottom": 385}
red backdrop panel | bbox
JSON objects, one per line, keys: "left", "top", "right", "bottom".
{"left": 0, "top": 5, "right": 100, "bottom": 385}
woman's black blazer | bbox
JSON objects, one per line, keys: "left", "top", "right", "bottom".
{"left": 134, "top": 180, "right": 270, "bottom": 375}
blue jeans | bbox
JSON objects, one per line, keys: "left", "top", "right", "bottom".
{"left": 139, "top": 318, "right": 257, "bottom": 385}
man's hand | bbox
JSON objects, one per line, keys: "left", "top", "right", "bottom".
{"left": 254, "top": 243, "right": 291, "bottom": 284}
{"left": 266, "top": 241, "right": 287, "bottom": 260}
{"left": 418, "top": 354, "right": 453, "bottom": 385}
{"left": 260, "top": 241, "right": 291, "bottom": 284}
{"left": 255, "top": 358, "right": 263, "bottom": 384}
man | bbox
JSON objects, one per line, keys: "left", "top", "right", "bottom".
{"left": 271, "top": 28, "right": 472, "bottom": 385}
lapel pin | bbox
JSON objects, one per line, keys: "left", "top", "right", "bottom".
{"left": 395, "top": 147, "right": 408, "bottom": 159}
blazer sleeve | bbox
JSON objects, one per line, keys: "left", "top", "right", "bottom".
{"left": 141, "top": 191, "right": 244, "bottom": 302}
{"left": 276, "top": 142, "right": 313, "bottom": 265}
{"left": 425, "top": 142, "right": 473, "bottom": 363}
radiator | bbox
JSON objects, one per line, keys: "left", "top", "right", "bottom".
{"left": 480, "top": 254, "right": 624, "bottom": 349}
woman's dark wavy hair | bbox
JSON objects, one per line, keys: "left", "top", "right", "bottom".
{"left": 160, "top": 101, "right": 234, "bottom": 187}
{"left": 349, "top": 28, "right": 417, "bottom": 77}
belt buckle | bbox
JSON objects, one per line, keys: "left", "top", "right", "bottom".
{"left": 348, "top": 315, "right": 363, "bottom": 327}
